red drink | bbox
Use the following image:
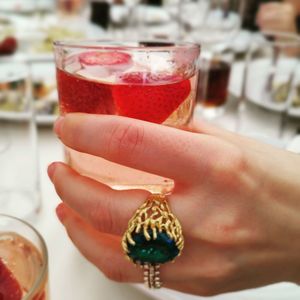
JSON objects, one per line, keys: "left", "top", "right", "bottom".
{"left": 54, "top": 42, "right": 199, "bottom": 193}
{"left": 57, "top": 68, "right": 193, "bottom": 124}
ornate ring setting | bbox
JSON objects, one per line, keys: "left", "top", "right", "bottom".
{"left": 122, "top": 194, "right": 184, "bottom": 289}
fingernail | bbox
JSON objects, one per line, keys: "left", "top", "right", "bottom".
{"left": 54, "top": 116, "right": 65, "bottom": 137}
{"left": 47, "top": 162, "right": 57, "bottom": 181}
{"left": 56, "top": 203, "right": 66, "bottom": 223}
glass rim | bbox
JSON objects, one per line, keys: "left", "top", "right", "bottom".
{"left": 261, "top": 30, "right": 300, "bottom": 48}
{"left": 0, "top": 214, "right": 48, "bottom": 300}
{"left": 53, "top": 39, "right": 201, "bottom": 52}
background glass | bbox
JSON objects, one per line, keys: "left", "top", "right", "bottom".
{"left": 187, "top": 0, "right": 246, "bottom": 45}
{"left": 197, "top": 49, "right": 234, "bottom": 118}
{"left": 0, "top": 214, "right": 48, "bottom": 299}
{"left": 238, "top": 31, "right": 300, "bottom": 138}
{"left": 136, "top": 0, "right": 181, "bottom": 41}
{"left": 0, "top": 62, "right": 41, "bottom": 220}
{"left": 54, "top": 41, "right": 200, "bottom": 194}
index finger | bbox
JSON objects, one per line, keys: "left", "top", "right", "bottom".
{"left": 54, "top": 114, "right": 224, "bottom": 184}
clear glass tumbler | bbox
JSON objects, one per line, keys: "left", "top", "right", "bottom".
{"left": 0, "top": 62, "right": 41, "bottom": 220}
{"left": 54, "top": 40, "right": 200, "bottom": 193}
{"left": 197, "top": 50, "right": 234, "bottom": 118}
{"left": 0, "top": 214, "right": 49, "bottom": 299}
{"left": 188, "top": 0, "right": 246, "bottom": 44}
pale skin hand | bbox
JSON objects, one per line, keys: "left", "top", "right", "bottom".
{"left": 48, "top": 113, "right": 300, "bottom": 296}
{"left": 256, "top": 2, "right": 297, "bottom": 33}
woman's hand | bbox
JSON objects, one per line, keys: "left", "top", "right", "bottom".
{"left": 48, "top": 113, "right": 300, "bottom": 296}
{"left": 256, "top": 2, "right": 297, "bottom": 33}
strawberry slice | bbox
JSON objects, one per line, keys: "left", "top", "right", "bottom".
{"left": 0, "top": 37, "right": 18, "bottom": 56}
{"left": 79, "top": 51, "right": 132, "bottom": 67}
{"left": 0, "top": 259, "right": 22, "bottom": 300}
{"left": 56, "top": 68, "right": 115, "bottom": 114}
{"left": 113, "top": 72, "right": 191, "bottom": 123}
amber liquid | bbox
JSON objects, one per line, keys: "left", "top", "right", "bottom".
{"left": 197, "top": 60, "right": 231, "bottom": 107}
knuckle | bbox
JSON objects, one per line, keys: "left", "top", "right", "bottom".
{"left": 89, "top": 199, "right": 116, "bottom": 234}
{"left": 208, "top": 145, "right": 247, "bottom": 190}
{"left": 220, "top": 146, "right": 246, "bottom": 174}
{"left": 108, "top": 123, "right": 145, "bottom": 161}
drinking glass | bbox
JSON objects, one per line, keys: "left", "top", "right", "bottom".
{"left": 136, "top": 0, "right": 181, "bottom": 41}
{"left": 197, "top": 50, "right": 234, "bottom": 118}
{"left": 109, "top": 1, "right": 139, "bottom": 40}
{"left": 0, "top": 214, "right": 49, "bottom": 299}
{"left": 0, "top": 62, "right": 41, "bottom": 220}
{"left": 54, "top": 41, "right": 200, "bottom": 193}
{"left": 187, "top": 0, "right": 246, "bottom": 45}
{"left": 238, "top": 31, "right": 300, "bottom": 137}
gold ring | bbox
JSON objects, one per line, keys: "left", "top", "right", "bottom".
{"left": 122, "top": 194, "right": 184, "bottom": 289}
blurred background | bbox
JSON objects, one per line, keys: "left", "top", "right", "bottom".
{"left": 1, "top": 0, "right": 300, "bottom": 132}
{"left": 1, "top": 1, "right": 300, "bottom": 300}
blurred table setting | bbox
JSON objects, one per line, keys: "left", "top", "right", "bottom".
{"left": 1, "top": 0, "right": 300, "bottom": 299}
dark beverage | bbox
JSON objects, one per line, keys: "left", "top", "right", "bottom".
{"left": 145, "top": 0, "right": 163, "bottom": 6}
{"left": 197, "top": 59, "right": 231, "bottom": 108}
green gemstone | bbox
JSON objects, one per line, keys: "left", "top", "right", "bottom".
{"left": 127, "top": 229, "right": 180, "bottom": 264}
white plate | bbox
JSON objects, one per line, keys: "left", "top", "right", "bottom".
{"left": 0, "top": 61, "right": 58, "bottom": 125}
{"left": 0, "top": 110, "right": 56, "bottom": 126}
{"left": 0, "top": 62, "right": 29, "bottom": 83}
{"left": 229, "top": 59, "right": 300, "bottom": 118}
{"left": 0, "top": 0, "right": 53, "bottom": 13}
{"left": 36, "top": 113, "right": 57, "bottom": 126}
{"left": 0, "top": 111, "right": 32, "bottom": 121}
